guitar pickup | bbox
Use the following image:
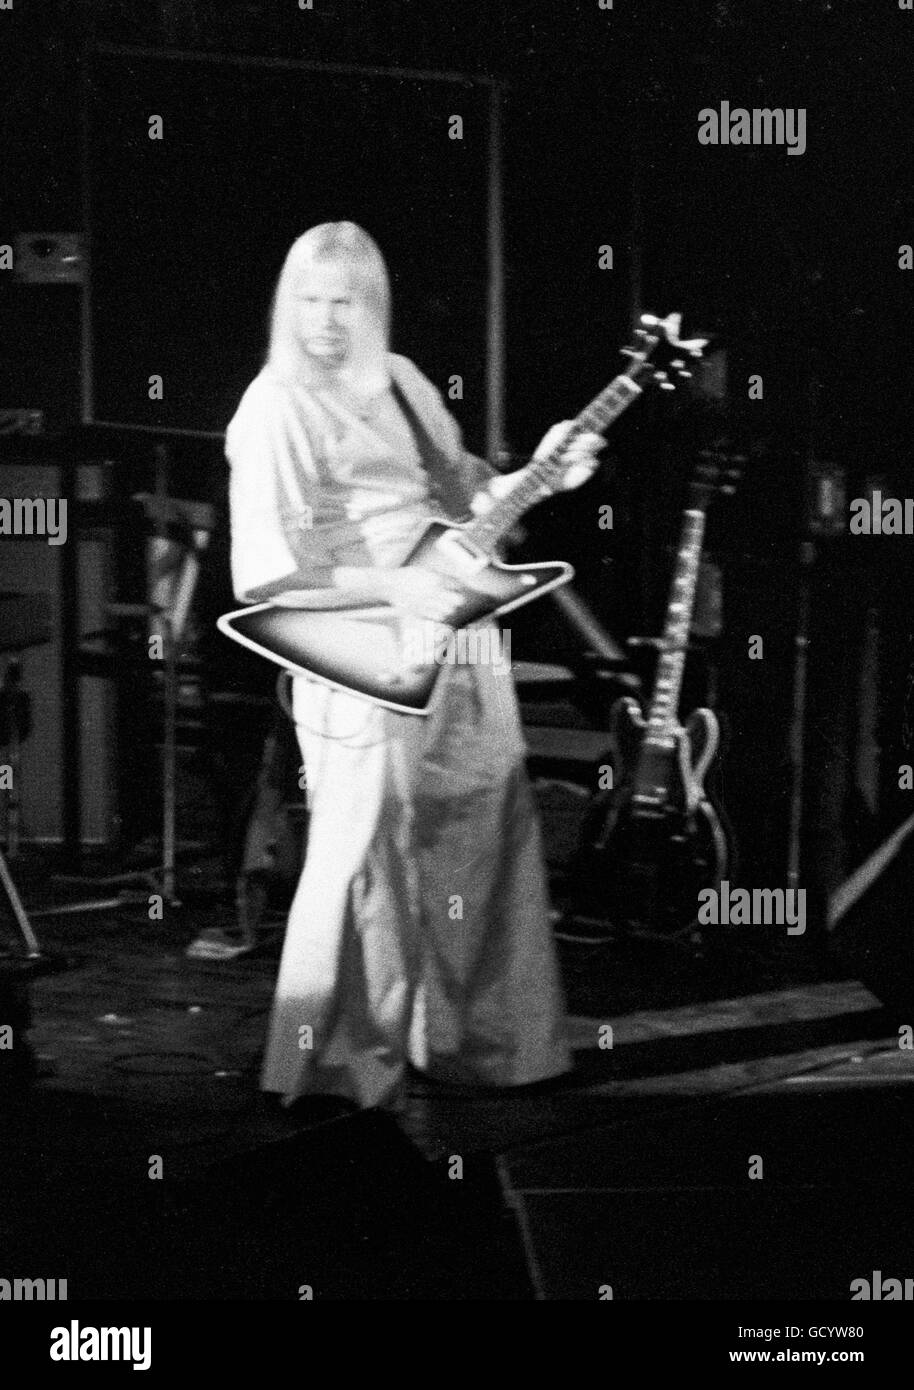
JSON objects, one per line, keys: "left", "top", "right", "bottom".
{"left": 436, "top": 530, "right": 490, "bottom": 575}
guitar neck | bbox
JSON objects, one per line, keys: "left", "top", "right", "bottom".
{"left": 461, "top": 366, "right": 648, "bottom": 555}
{"left": 643, "top": 507, "right": 708, "bottom": 744}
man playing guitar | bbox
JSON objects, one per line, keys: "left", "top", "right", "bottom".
{"left": 227, "top": 221, "right": 603, "bottom": 1113}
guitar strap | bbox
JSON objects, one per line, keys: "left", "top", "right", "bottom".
{"left": 389, "top": 375, "right": 473, "bottom": 522}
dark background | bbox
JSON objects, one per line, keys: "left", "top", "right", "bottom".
{"left": 1, "top": 0, "right": 913, "bottom": 895}
{"left": 87, "top": 53, "right": 492, "bottom": 433}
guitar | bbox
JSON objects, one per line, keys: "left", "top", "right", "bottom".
{"left": 570, "top": 451, "right": 738, "bottom": 941}
{"left": 218, "top": 313, "right": 706, "bottom": 714}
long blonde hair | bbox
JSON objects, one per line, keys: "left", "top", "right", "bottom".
{"left": 266, "top": 222, "right": 391, "bottom": 390}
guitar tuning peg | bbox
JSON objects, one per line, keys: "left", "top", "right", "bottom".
{"left": 654, "top": 370, "right": 669, "bottom": 380}
{"left": 670, "top": 359, "right": 684, "bottom": 370}
{"left": 660, "top": 380, "right": 676, "bottom": 391}
{"left": 620, "top": 346, "right": 640, "bottom": 359}
{"left": 677, "top": 368, "right": 693, "bottom": 379}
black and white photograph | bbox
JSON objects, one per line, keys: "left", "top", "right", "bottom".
{"left": 1, "top": 0, "right": 914, "bottom": 1352}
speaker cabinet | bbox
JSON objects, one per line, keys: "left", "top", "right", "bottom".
{"left": 0, "top": 285, "right": 83, "bottom": 430}
{"left": 0, "top": 459, "right": 116, "bottom": 846}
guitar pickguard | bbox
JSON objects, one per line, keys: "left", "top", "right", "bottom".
{"left": 572, "top": 782, "right": 731, "bottom": 942}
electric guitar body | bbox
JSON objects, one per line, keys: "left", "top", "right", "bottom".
{"left": 576, "top": 698, "right": 731, "bottom": 941}
{"left": 219, "top": 522, "right": 572, "bottom": 715}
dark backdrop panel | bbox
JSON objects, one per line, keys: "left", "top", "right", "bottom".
{"left": 502, "top": 82, "right": 634, "bottom": 457}
{"left": 88, "top": 53, "right": 491, "bottom": 443}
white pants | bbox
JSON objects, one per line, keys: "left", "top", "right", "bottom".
{"left": 259, "top": 657, "right": 572, "bottom": 1109}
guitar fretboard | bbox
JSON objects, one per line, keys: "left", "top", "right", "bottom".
{"left": 644, "top": 508, "right": 707, "bottom": 745}
{"left": 462, "top": 370, "right": 646, "bottom": 555}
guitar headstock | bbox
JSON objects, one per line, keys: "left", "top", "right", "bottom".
{"left": 622, "top": 312, "right": 709, "bottom": 391}
{"left": 689, "top": 443, "right": 745, "bottom": 510}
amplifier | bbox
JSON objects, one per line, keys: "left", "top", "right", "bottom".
{"left": 0, "top": 459, "right": 116, "bottom": 846}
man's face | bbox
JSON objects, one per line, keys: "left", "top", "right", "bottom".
{"left": 293, "top": 262, "right": 373, "bottom": 369}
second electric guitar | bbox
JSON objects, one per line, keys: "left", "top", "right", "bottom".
{"left": 573, "top": 453, "right": 737, "bottom": 941}
{"left": 218, "top": 314, "right": 706, "bottom": 714}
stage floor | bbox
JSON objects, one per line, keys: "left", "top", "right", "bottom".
{"left": 2, "top": 891, "right": 913, "bottom": 1299}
